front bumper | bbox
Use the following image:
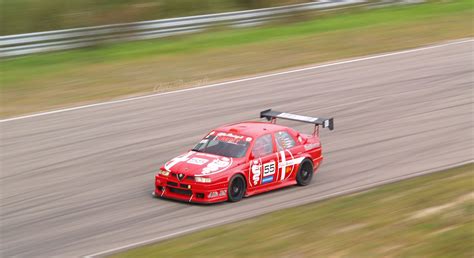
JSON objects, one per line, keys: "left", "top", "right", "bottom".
{"left": 154, "top": 175, "right": 228, "bottom": 203}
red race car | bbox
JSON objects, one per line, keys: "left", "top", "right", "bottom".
{"left": 153, "top": 109, "right": 334, "bottom": 203}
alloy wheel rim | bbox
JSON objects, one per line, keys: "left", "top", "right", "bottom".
{"left": 231, "top": 179, "right": 243, "bottom": 198}
{"left": 302, "top": 169, "right": 310, "bottom": 181}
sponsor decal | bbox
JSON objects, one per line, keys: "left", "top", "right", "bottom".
{"left": 215, "top": 132, "right": 245, "bottom": 144}
{"left": 216, "top": 132, "right": 241, "bottom": 137}
{"left": 278, "top": 157, "right": 304, "bottom": 168}
{"left": 246, "top": 137, "right": 253, "bottom": 142}
{"left": 164, "top": 151, "right": 195, "bottom": 171}
{"left": 187, "top": 157, "right": 209, "bottom": 165}
{"left": 279, "top": 151, "right": 286, "bottom": 180}
{"left": 250, "top": 159, "right": 262, "bottom": 186}
{"left": 201, "top": 157, "right": 232, "bottom": 175}
{"left": 278, "top": 150, "right": 303, "bottom": 181}
{"left": 261, "top": 175, "right": 274, "bottom": 184}
{"left": 279, "top": 113, "right": 318, "bottom": 123}
{"left": 165, "top": 151, "right": 232, "bottom": 176}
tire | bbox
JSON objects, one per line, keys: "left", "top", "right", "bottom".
{"left": 296, "top": 159, "right": 314, "bottom": 186}
{"left": 227, "top": 174, "right": 246, "bottom": 202}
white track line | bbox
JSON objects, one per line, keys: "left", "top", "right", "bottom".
{"left": 85, "top": 160, "right": 472, "bottom": 257}
{"left": 1, "top": 38, "right": 473, "bottom": 123}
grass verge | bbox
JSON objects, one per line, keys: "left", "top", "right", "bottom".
{"left": 111, "top": 163, "right": 474, "bottom": 257}
{"left": 1, "top": 0, "right": 473, "bottom": 117}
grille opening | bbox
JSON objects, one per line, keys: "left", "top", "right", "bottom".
{"left": 180, "top": 183, "right": 189, "bottom": 188}
{"left": 167, "top": 181, "right": 178, "bottom": 187}
{"left": 169, "top": 187, "right": 192, "bottom": 196}
{"left": 196, "top": 193, "right": 205, "bottom": 199}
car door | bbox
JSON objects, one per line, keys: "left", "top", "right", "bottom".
{"left": 274, "top": 130, "right": 301, "bottom": 182}
{"left": 248, "top": 134, "right": 278, "bottom": 189}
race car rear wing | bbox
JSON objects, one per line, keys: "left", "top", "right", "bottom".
{"left": 260, "top": 109, "right": 334, "bottom": 135}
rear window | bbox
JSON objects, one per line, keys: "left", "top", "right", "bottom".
{"left": 192, "top": 132, "right": 252, "bottom": 158}
{"left": 275, "top": 131, "right": 296, "bottom": 150}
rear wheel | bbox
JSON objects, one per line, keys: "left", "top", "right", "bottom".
{"left": 228, "top": 174, "right": 246, "bottom": 202}
{"left": 296, "top": 159, "right": 314, "bottom": 186}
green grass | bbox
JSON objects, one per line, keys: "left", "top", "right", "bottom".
{"left": 111, "top": 164, "right": 474, "bottom": 258}
{"left": 1, "top": 0, "right": 473, "bottom": 117}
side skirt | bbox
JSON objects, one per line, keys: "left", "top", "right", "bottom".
{"left": 245, "top": 180, "right": 297, "bottom": 197}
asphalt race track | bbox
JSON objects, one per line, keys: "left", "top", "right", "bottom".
{"left": 1, "top": 40, "right": 473, "bottom": 257}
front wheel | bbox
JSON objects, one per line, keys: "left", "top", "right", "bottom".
{"left": 227, "top": 174, "right": 246, "bottom": 202}
{"left": 296, "top": 159, "right": 314, "bottom": 186}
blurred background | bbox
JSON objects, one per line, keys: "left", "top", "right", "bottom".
{"left": 1, "top": 0, "right": 307, "bottom": 35}
{"left": 1, "top": 0, "right": 471, "bottom": 117}
{"left": 0, "top": 0, "right": 472, "bottom": 257}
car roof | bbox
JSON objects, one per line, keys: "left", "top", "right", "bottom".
{"left": 215, "top": 121, "right": 290, "bottom": 137}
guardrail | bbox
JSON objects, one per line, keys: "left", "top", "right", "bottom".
{"left": 0, "top": 0, "right": 395, "bottom": 58}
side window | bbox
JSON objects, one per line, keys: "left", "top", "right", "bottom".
{"left": 275, "top": 131, "right": 296, "bottom": 151}
{"left": 252, "top": 134, "right": 274, "bottom": 158}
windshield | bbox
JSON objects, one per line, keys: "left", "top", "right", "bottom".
{"left": 192, "top": 132, "right": 252, "bottom": 158}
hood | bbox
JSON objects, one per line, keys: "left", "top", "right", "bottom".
{"left": 163, "top": 151, "right": 236, "bottom": 176}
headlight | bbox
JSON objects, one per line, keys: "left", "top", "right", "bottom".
{"left": 158, "top": 170, "right": 170, "bottom": 176}
{"left": 195, "top": 176, "right": 212, "bottom": 183}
